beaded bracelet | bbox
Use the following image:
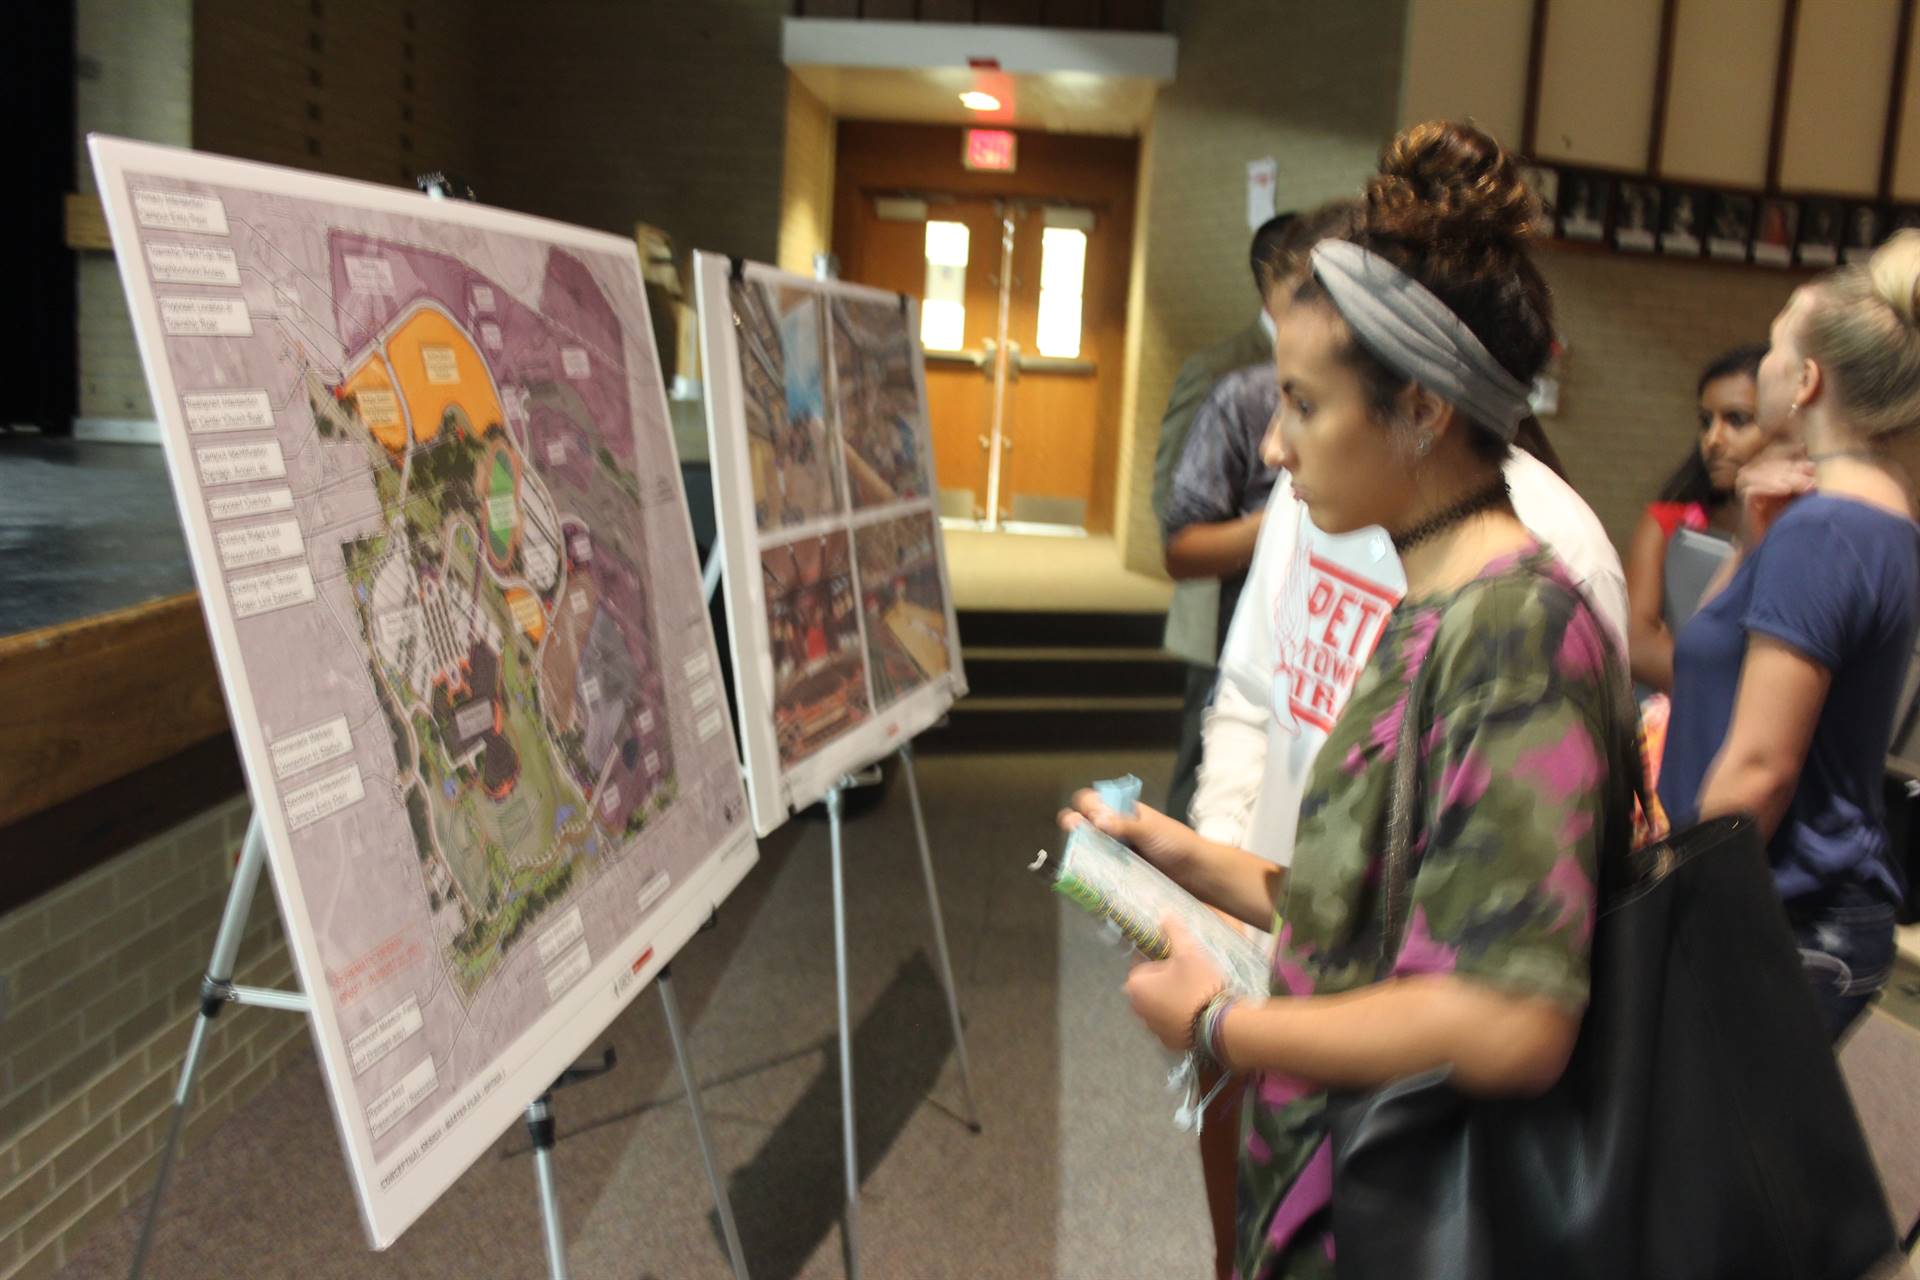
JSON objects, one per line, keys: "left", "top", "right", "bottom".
{"left": 1189, "top": 990, "right": 1240, "bottom": 1073}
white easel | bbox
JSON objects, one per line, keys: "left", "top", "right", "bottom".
{"left": 700, "top": 537, "right": 981, "bottom": 1280}
{"left": 127, "top": 813, "right": 752, "bottom": 1280}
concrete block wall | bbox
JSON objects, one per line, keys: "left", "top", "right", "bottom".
{"left": 193, "top": 0, "right": 483, "bottom": 190}
{"left": 73, "top": 0, "right": 192, "bottom": 423}
{"left": 779, "top": 73, "right": 839, "bottom": 276}
{"left": 472, "top": 0, "right": 789, "bottom": 261}
{"left": 1539, "top": 246, "right": 1808, "bottom": 550}
{"left": 1117, "top": 0, "right": 1408, "bottom": 574}
{"left": 0, "top": 799, "right": 306, "bottom": 1280}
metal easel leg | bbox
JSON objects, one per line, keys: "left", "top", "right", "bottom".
{"left": 129, "top": 813, "right": 272, "bottom": 1280}
{"left": 895, "top": 743, "right": 981, "bottom": 1132}
{"left": 525, "top": 1095, "right": 570, "bottom": 1280}
{"left": 825, "top": 784, "right": 863, "bottom": 1280}
{"left": 657, "top": 967, "right": 750, "bottom": 1280}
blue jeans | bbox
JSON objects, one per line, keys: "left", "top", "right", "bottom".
{"left": 1786, "top": 883, "right": 1898, "bottom": 1042}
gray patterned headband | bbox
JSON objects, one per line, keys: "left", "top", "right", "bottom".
{"left": 1309, "top": 238, "right": 1533, "bottom": 441}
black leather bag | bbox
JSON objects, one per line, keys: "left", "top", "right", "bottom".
{"left": 1325, "top": 662, "right": 1898, "bottom": 1280}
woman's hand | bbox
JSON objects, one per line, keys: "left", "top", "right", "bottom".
{"left": 1057, "top": 790, "right": 1197, "bottom": 878}
{"left": 1736, "top": 451, "right": 1815, "bottom": 545}
{"left": 1123, "top": 920, "right": 1228, "bottom": 1052}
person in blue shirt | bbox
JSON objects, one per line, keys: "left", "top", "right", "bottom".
{"left": 1661, "top": 232, "right": 1920, "bottom": 1040}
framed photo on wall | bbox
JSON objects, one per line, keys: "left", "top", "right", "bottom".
{"left": 1659, "top": 187, "right": 1705, "bottom": 257}
{"left": 1754, "top": 198, "right": 1799, "bottom": 267}
{"left": 1842, "top": 204, "right": 1884, "bottom": 263}
{"left": 1797, "top": 200, "right": 1841, "bottom": 267}
{"left": 1709, "top": 193, "right": 1756, "bottom": 261}
{"left": 1560, "top": 171, "right": 1610, "bottom": 242}
{"left": 1613, "top": 181, "right": 1658, "bottom": 252}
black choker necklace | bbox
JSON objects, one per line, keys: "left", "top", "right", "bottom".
{"left": 1391, "top": 478, "right": 1512, "bottom": 554}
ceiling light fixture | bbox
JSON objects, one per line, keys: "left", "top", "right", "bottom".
{"left": 959, "top": 91, "right": 1001, "bottom": 112}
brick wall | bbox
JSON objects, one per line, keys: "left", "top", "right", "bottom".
{"left": 779, "top": 73, "right": 839, "bottom": 276}
{"left": 1116, "top": 0, "right": 1408, "bottom": 573}
{"left": 73, "top": 0, "right": 192, "bottom": 423}
{"left": 0, "top": 800, "right": 305, "bottom": 1280}
{"left": 1539, "top": 246, "right": 1811, "bottom": 549}
{"left": 193, "top": 0, "right": 484, "bottom": 190}
{"left": 472, "top": 0, "right": 789, "bottom": 261}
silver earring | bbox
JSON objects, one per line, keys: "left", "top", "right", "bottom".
{"left": 1415, "top": 432, "right": 1433, "bottom": 457}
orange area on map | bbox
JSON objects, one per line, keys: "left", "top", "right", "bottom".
{"left": 388, "top": 308, "right": 504, "bottom": 443}
{"left": 345, "top": 306, "right": 505, "bottom": 457}
{"left": 343, "top": 357, "right": 406, "bottom": 455}
{"left": 505, "top": 588, "right": 546, "bottom": 643}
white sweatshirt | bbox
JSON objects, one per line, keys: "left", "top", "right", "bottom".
{"left": 1190, "top": 448, "right": 1629, "bottom": 861}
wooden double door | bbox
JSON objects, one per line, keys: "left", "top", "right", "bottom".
{"left": 832, "top": 125, "right": 1137, "bottom": 533}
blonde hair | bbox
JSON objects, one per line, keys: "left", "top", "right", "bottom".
{"left": 1804, "top": 229, "right": 1920, "bottom": 439}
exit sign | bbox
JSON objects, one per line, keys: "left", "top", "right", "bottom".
{"left": 963, "top": 129, "right": 1017, "bottom": 173}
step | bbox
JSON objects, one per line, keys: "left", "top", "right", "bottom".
{"left": 961, "top": 645, "right": 1187, "bottom": 700}
{"left": 956, "top": 609, "right": 1166, "bottom": 650}
{"left": 920, "top": 693, "right": 1184, "bottom": 752}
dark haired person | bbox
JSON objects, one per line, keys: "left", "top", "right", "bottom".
{"left": 1155, "top": 213, "right": 1304, "bottom": 826}
{"left": 1065, "top": 121, "right": 1635, "bottom": 1278}
{"left": 1163, "top": 205, "right": 1361, "bottom": 695}
{"left": 1662, "top": 236, "right": 1920, "bottom": 1040}
{"left": 1625, "top": 345, "right": 1774, "bottom": 692}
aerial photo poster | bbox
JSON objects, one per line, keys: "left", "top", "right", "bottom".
{"left": 89, "top": 137, "right": 756, "bottom": 1248}
{"left": 693, "top": 256, "right": 966, "bottom": 834}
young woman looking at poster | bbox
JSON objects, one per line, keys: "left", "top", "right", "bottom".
{"left": 1060, "top": 121, "right": 1637, "bottom": 1279}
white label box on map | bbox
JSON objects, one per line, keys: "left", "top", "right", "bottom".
{"left": 216, "top": 518, "right": 305, "bottom": 571}
{"left": 284, "top": 763, "right": 365, "bottom": 831}
{"left": 208, "top": 487, "right": 293, "bottom": 521}
{"left": 637, "top": 707, "right": 655, "bottom": 731}
{"left": 345, "top": 256, "right": 396, "bottom": 294}
{"left": 160, "top": 296, "right": 253, "bottom": 337}
{"left": 231, "top": 564, "right": 316, "bottom": 620}
{"left": 355, "top": 386, "right": 401, "bottom": 428}
{"left": 270, "top": 714, "right": 354, "bottom": 779}
{"left": 183, "top": 389, "right": 275, "bottom": 433}
{"left": 196, "top": 440, "right": 286, "bottom": 487}
{"left": 481, "top": 323, "right": 503, "bottom": 349}
{"left": 536, "top": 906, "right": 586, "bottom": 967}
{"left": 637, "top": 870, "right": 671, "bottom": 914}
{"left": 561, "top": 348, "right": 590, "bottom": 378}
{"left": 546, "top": 439, "right": 566, "bottom": 466}
{"left": 600, "top": 783, "right": 621, "bottom": 816}
{"left": 643, "top": 750, "right": 659, "bottom": 775}
{"left": 132, "top": 188, "right": 229, "bottom": 235}
{"left": 421, "top": 346, "right": 460, "bottom": 385}
{"left": 487, "top": 493, "right": 515, "bottom": 528}
{"left": 470, "top": 286, "right": 495, "bottom": 312}
{"left": 696, "top": 707, "right": 724, "bottom": 741}
{"left": 349, "top": 996, "right": 424, "bottom": 1076}
{"left": 146, "top": 242, "right": 241, "bottom": 286}
{"left": 543, "top": 943, "right": 593, "bottom": 1002}
{"left": 684, "top": 652, "right": 713, "bottom": 682}
{"left": 366, "top": 1056, "right": 438, "bottom": 1139}
{"left": 690, "top": 680, "right": 716, "bottom": 710}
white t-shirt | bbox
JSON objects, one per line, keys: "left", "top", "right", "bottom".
{"left": 1191, "top": 448, "right": 1628, "bottom": 861}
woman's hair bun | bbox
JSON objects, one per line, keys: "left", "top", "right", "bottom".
{"left": 1365, "top": 120, "right": 1538, "bottom": 253}
{"left": 1870, "top": 229, "right": 1920, "bottom": 329}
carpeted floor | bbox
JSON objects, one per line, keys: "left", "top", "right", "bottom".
{"left": 56, "top": 750, "right": 1214, "bottom": 1280}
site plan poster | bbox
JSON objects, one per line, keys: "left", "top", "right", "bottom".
{"left": 90, "top": 137, "right": 757, "bottom": 1248}
{"left": 693, "top": 256, "right": 966, "bottom": 835}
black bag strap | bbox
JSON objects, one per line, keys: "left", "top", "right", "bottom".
{"left": 1375, "top": 595, "right": 1648, "bottom": 977}
{"left": 1376, "top": 634, "right": 1438, "bottom": 977}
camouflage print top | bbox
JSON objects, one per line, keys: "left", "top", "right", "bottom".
{"left": 1235, "top": 547, "right": 1628, "bottom": 1280}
